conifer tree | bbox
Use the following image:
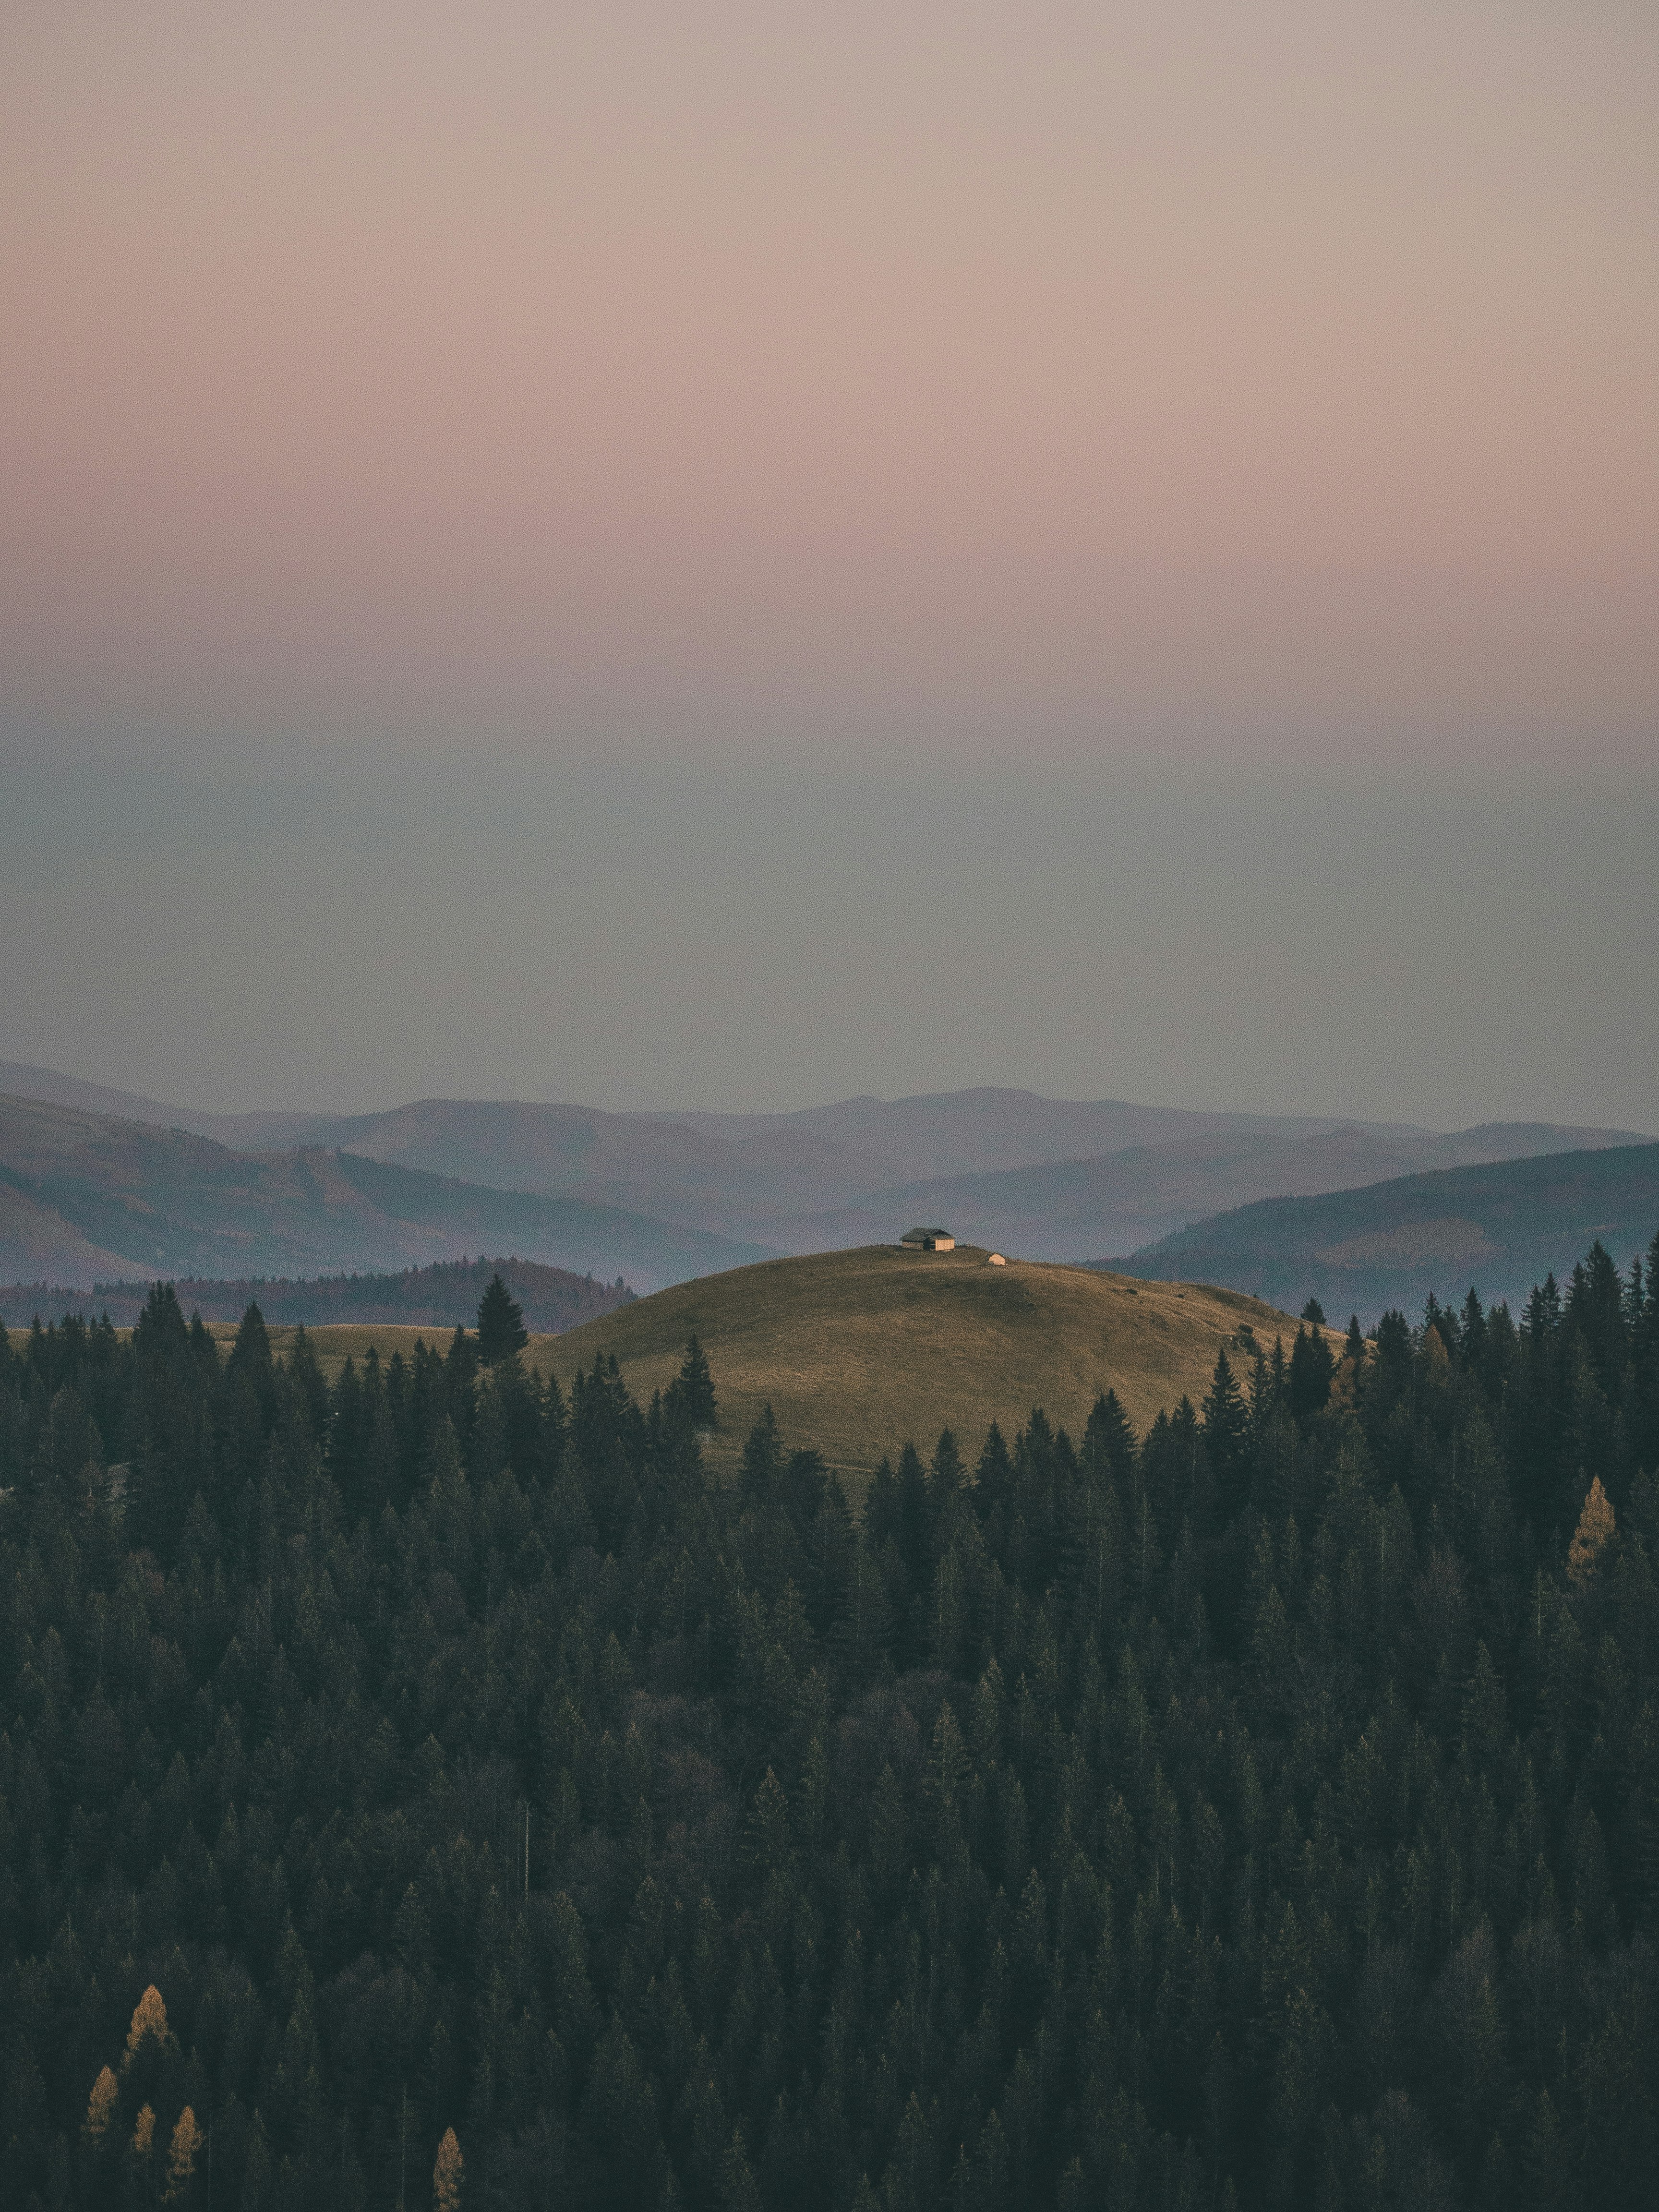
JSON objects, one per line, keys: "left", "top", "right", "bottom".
{"left": 84, "top": 2066, "right": 118, "bottom": 2140}
{"left": 475, "top": 1274, "right": 528, "bottom": 1365}
{"left": 433, "top": 2126, "right": 464, "bottom": 2212}
{"left": 1568, "top": 1476, "right": 1616, "bottom": 1587}
{"left": 124, "top": 1985, "right": 170, "bottom": 2068}
{"left": 931, "top": 1425, "right": 966, "bottom": 1496}
{"left": 740, "top": 1405, "right": 783, "bottom": 1502}
{"left": 896, "top": 1441, "right": 933, "bottom": 1600}
{"left": 1202, "top": 1351, "right": 1250, "bottom": 1511}
{"left": 166, "top": 2106, "right": 204, "bottom": 2201}
{"left": 226, "top": 1299, "right": 273, "bottom": 1382}
{"left": 1082, "top": 1389, "right": 1137, "bottom": 1489}
{"left": 1289, "top": 1322, "right": 1334, "bottom": 1420}
{"left": 666, "top": 1334, "right": 717, "bottom": 1431}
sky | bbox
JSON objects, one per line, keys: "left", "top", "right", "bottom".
{"left": 1, "top": 1, "right": 1656, "bottom": 1125}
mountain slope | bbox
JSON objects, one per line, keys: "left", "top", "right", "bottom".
{"left": 652, "top": 1087, "right": 1356, "bottom": 1181}
{"left": 790, "top": 1119, "right": 1654, "bottom": 1261}
{"left": 0, "top": 1058, "right": 327, "bottom": 1149}
{"left": 304, "top": 1097, "right": 892, "bottom": 1227}
{"left": 0, "top": 1094, "right": 769, "bottom": 1292}
{"left": 282, "top": 1093, "right": 1652, "bottom": 1253}
{"left": 2, "top": 1063, "right": 1648, "bottom": 1260}
{"left": 1107, "top": 1142, "right": 1659, "bottom": 1320}
{"left": 542, "top": 1241, "right": 1307, "bottom": 1484}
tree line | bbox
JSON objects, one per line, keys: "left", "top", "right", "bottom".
{"left": 1, "top": 1247, "right": 1659, "bottom": 2208}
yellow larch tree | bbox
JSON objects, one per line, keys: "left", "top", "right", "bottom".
{"left": 124, "top": 1984, "right": 171, "bottom": 2068}
{"left": 166, "top": 2106, "right": 205, "bottom": 2200}
{"left": 132, "top": 2104, "right": 156, "bottom": 2160}
{"left": 84, "top": 2066, "right": 119, "bottom": 2140}
{"left": 433, "top": 2126, "right": 464, "bottom": 2212}
{"left": 1568, "top": 1476, "right": 1616, "bottom": 1587}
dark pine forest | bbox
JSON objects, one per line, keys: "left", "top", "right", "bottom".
{"left": 4, "top": 1243, "right": 1659, "bottom": 2211}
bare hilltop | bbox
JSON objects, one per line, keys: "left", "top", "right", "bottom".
{"left": 541, "top": 1241, "right": 1306, "bottom": 1485}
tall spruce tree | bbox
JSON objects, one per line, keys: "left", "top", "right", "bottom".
{"left": 665, "top": 1334, "right": 717, "bottom": 1431}
{"left": 1201, "top": 1349, "right": 1251, "bottom": 1512}
{"left": 475, "top": 1272, "right": 528, "bottom": 1364}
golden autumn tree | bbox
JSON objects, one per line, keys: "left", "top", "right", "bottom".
{"left": 1568, "top": 1476, "right": 1616, "bottom": 1587}
{"left": 166, "top": 2106, "right": 204, "bottom": 2200}
{"left": 433, "top": 2127, "right": 464, "bottom": 2212}
{"left": 132, "top": 2104, "right": 156, "bottom": 2161}
{"left": 124, "top": 1985, "right": 171, "bottom": 2068}
{"left": 84, "top": 2066, "right": 119, "bottom": 2140}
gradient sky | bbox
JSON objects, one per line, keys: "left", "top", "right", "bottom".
{"left": 2, "top": 2, "right": 1656, "bottom": 1123}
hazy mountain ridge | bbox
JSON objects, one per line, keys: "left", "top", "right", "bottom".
{"left": 0, "top": 1062, "right": 1649, "bottom": 1286}
{"left": 1106, "top": 1141, "right": 1659, "bottom": 1320}
{"left": 0, "top": 1094, "right": 769, "bottom": 1293}
{"left": 790, "top": 1118, "right": 1655, "bottom": 1262}
{"left": 0, "top": 1058, "right": 329, "bottom": 1150}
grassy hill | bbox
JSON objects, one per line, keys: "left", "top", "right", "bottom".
{"left": 1108, "top": 1141, "right": 1659, "bottom": 1321}
{"left": 537, "top": 1242, "right": 1310, "bottom": 1485}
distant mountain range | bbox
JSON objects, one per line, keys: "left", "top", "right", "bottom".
{"left": 0, "top": 1253, "right": 633, "bottom": 1332}
{"left": 2, "top": 1060, "right": 1645, "bottom": 1261}
{"left": 1106, "top": 1142, "right": 1659, "bottom": 1322}
{"left": 0, "top": 1060, "right": 1651, "bottom": 1301}
{"left": 0, "top": 1094, "right": 768, "bottom": 1294}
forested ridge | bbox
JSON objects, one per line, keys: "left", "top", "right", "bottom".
{"left": 0, "top": 1255, "right": 634, "bottom": 1335}
{"left": 3, "top": 1243, "right": 1659, "bottom": 2211}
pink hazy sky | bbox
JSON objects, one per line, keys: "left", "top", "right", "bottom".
{"left": 2, "top": 0, "right": 1656, "bottom": 764}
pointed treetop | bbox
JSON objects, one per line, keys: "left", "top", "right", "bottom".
{"left": 1567, "top": 1476, "right": 1616, "bottom": 1588}
{"left": 476, "top": 1273, "right": 527, "bottom": 1365}
{"left": 123, "top": 1985, "right": 170, "bottom": 2068}
{"left": 433, "top": 2127, "right": 465, "bottom": 2212}
{"left": 84, "top": 2067, "right": 118, "bottom": 2140}
{"left": 166, "top": 2107, "right": 204, "bottom": 2201}
{"left": 666, "top": 1334, "right": 717, "bottom": 1431}
{"left": 1083, "top": 1389, "right": 1137, "bottom": 1486}
{"left": 228, "top": 1300, "right": 273, "bottom": 1376}
{"left": 740, "top": 1404, "right": 782, "bottom": 1500}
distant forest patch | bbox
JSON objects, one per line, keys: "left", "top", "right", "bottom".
{"left": 0, "top": 1253, "right": 633, "bottom": 1333}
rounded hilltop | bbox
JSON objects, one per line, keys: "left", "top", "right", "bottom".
{"left": 545, "top": 1241, "right": 1306, "bottom": 1487}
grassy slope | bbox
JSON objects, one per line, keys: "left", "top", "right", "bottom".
{"left": 205, "top": 1244, "right": 1304, "bottom": 1491}
{"left": 537, "top": 1243, "right": 1305, "bottom": 1484}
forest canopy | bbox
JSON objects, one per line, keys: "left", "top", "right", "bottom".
{"left": 2, "top": 1238, "right": 1659, "bottom": 2209}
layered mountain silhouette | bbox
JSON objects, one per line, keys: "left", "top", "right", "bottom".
{"left": 0, "top": 1094, "right": 769, "bottom": 1295}
{"left": 0, "top": 1061, "right": 1650, "bottom": 1305}
{"left": 1106, "top": 1142, "right": 1659, "bottom": 1321}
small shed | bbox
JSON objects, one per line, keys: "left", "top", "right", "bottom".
{"left": 901, "top": 1226, "right": 955, "bottom": 1252}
